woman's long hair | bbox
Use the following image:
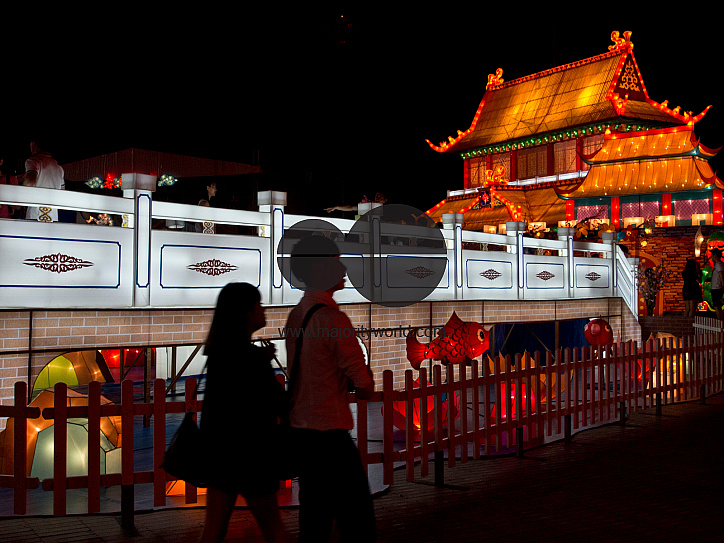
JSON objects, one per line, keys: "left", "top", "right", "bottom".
{"left": 683, "top": 258, "right": 699, "bottom": 278}
{"left": 204, "top": 282, "right": 261, "bottom": 357}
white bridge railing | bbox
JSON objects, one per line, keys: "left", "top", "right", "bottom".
{"left": 0, "top": 183, "right": 637, "bottom": 315}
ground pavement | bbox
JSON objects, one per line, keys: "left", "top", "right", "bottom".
{"left": 2, "top": 393, "right": 723, "bottom": 542}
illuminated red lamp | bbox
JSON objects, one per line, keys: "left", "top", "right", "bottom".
{"left": 389, "top": 377, "right": 460, "bottom": 432}
{"left": 713, "top": 190, "right": 723, "bottom": 225}
{"left": 611, "top": 197, "right": 620, "bottom": 228}
{"left": 566, "top": 200, "right": 575, "bottom": 221}
{"left": 662, "top": 193, "right": 671, "bottom": 215}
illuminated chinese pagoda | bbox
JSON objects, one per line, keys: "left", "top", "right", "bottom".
{"left": 425, "top": 31, "right": 720, "bottom": 231}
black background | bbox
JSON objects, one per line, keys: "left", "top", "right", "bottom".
{"left": 4, "top": 7, "right": 722, "bottom": 215}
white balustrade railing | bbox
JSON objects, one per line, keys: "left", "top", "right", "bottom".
{"left": 0, "top": 184, "right": 637, "bottom": 314}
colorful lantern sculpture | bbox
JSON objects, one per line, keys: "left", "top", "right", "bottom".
{"left": 406, "top": 312, "right": 489, "bottom": 369}
{"left": 32, "top": 350, "right": 113, "bottom": 400}
{"left": 0, "top": 389, "right": 121, "bottom": 477}
{"left": 388, "top": 377, "right": 460, "bottom": 432}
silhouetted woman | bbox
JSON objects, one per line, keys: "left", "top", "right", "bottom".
{"left": 682, "top": 258, "right": 702, "bottom": 317}
{"left": 199, "top": 283, "right": 287, "bottom": 543}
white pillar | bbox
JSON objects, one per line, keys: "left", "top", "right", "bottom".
{"left": 507, "top": 221, "right": 525, "bottom": 299}
{"left": 258, "top": 191, "right": 287, "bottom": 305}
{"left": 122, "top": 173, "right": 156, "bottom": 307}
{"left": 602, "top": 231, "right": 617, "bottom": 297}
{"left": 443, "top": 212, "right": 465, "bottom": 299}
{"left": 558, "top": 227, "right": 576, "bottom": 297}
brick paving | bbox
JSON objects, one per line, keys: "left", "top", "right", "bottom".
{"left": 2, "top": 393, "right": 723, "bottom": 542}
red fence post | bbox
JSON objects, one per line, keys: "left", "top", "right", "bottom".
{"left": 53, "top": 383, "right": 67, "bottom": 517}
{"left": 382, "top": 370, "right": 394, "bottom": 486}
{"left": 153, "top": 379, "right": 167, "bottom": 507}
{"left": 419, "top": 367, "right": 429, "bottom": 477}
{"left": 404, "top": 370, "right": 415, "bottom": 482}
{"left": 184, "top": 377, "right": 198, "bottom": 504}
{"left": 121, "top": 379, "right": 135, "bottom": 530}
{"left": 87, "top": 381, "right": 101, "bottom": 513}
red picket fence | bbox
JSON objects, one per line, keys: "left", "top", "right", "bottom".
{"left": 1, "top": 333, "right": 722, "bottom": 516}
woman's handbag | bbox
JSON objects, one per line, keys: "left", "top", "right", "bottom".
{"left": 160, "top": 367, "right": 207, "bottom": 488}
{"left": 276, "top": 303, "right": 325, "bottom": 480}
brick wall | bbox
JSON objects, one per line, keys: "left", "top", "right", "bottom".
{"left": 621, "top": 225, "right": 724, "bottom": 314}
{"left": 0, "top": 298, "right": 641, "bottom": 430}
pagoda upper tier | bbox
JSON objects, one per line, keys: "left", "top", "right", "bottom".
{"left": 557, "top": 124, "right": 723, "bottom": 198}
{"left": 427, "top": 31, "right": 710, "bottom": 155}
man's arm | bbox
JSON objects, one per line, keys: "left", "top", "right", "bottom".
{"left": 22, "top": 171, "right": 38, "bottom": 187}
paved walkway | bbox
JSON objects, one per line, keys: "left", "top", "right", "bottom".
{"left": 2, "top": 394, "right": 723, "bottom": 542}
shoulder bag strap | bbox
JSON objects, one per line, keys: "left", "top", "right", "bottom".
{"left": 288, "top": 303, "right": 326, "bottom": 395}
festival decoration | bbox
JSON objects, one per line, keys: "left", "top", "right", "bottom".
{"left": 584, "top": 318, "right": 614, "bottom": 347}
{"left": 700, "top": 231, "right": 724, "bottom": 311}
{"left": 388, "top": 376, "right": 460, "bottom": 432}
{"left": 636, "top": 261, "right": 672, "bottom": 316}
{"left": 99, "top": 348, "right": 152, "bottom": 382}
{"left": 490, "top": 382, "right": 535, "bottom": 420}
{"left": 0, "top": 389, "right": 121, "bottom": 477}
{"left": 32, "top": 350, "right": 113, "bottom": 400}
{"left": 406, "top": 312, "right": 489, "bottom": 369}
{"left": 487, "top": 351, "right": 572, "bottom": 406}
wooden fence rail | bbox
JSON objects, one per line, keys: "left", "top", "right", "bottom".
{"left": 1, "top": 334, "right": 722, "bottom": 516}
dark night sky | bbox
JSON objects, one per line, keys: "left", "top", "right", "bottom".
{"left": 4, "top": 7, "right": 722, "bottom": 215}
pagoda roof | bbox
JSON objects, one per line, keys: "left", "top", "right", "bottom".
{"left": 427, "top": 31, "right": 710, "bottom": 155}
{"left": 558, "top": 125, "right": 723, "bottom": 197}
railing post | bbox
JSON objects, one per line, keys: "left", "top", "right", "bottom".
{"left": 507, "top": 221, "right": 525, "bottom": 299}
{"left": 442, "top": 213, "right": 465, "bottom": 300}
{"left": 258, "top": 191, "right": 287, "bottom": 305}
{"left": 122, "top": 173, "right": 156, "bottom": 307}
{"left": 602, "top": 231, "right": 616, "bottom": 297}
{"left": 558, "top": 227, "right": 575, "bottom": 297}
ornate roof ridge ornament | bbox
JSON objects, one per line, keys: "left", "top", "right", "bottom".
{"left": 608, "top": 30, "right": 633, "bottom": 51}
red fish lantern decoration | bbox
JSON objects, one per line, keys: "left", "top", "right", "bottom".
{"left": 388, "top": 377, "right": 459, "bottom": 432}
{"left": 584, "top": 318, "right": 613, "bottom": 346}
{"left": 406, "top": 312, "right": 489, "bottom": 369}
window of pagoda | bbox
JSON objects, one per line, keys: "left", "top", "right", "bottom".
{"left": 516, "top": 147, "right": 546, "bottom": 180}
{"left": 581, "top": 135, "right": 604, "bottom": 172}
{"left": 673, "top": 195, "right": 711, "bottom": 223}
{"left": 554, "top": 140, "right": 577, "bottom": 174}
{"left": 467, "top": 156, "right": 486, "bottom": 188}
{"left": 491, "top": 152, "right": 510, "bottom": 180}
{"left": 621, "top": 198, "right": 660, "bottom": 221}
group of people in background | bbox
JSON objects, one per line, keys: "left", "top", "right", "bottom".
{"left": 1, "top": 138, "right": 65, "bottom": 221}
{"left": 682, "top": 252, "right": 724, "bottom": 320}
